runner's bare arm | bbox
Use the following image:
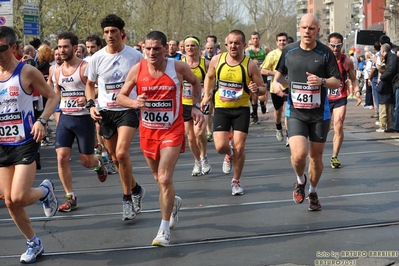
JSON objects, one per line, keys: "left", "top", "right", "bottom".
{"left": 201, "top": 54, "right": 219, "bottom": 108}
{"left": 347, "top": 58, "right": 361, "bottom": 106}
{"left": 117, "top": 63, "right": 145, "bottom": 109}
{"left": 248, "top": 60, "right": 266, "bottom": 95}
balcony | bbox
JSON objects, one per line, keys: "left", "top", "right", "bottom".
{"left": 323, "top": 7, "right": 330, "bottom": 14}
{"left": 297, "top": 3, "right": 307, "bottom": 11}
{"left": 323, "top": 0, "right": 333, "bottom": 4}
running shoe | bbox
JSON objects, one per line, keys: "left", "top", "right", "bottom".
{"left": 206, "top": 132, "right": 213, "bottom": 142}
{"left": 132, "top": 186, "right": 146, "bottom": 214}
{"left": 285, "top": 138, "right": 290, "bottom": 147}
{"left": 260, "top": 103, "right": 267, "bottom": 114}
{"left": 41, "top": 137, "right": 53, "bottom": 147}
{"left": 222, "top": 154, "right": 233, "bottom": 174}
{"left": 201, "top": 156, "right": 212, "bottom": 175}
{"left": 106, "top": 160, "right": 117, "bottom": 174}
{"left": 276, "top": 129, "right": 284, "bottom": 141}
{"left": 191, "top": 161, "right": 202, "bottom": 176}
{"left": 250, "top": 116, "right": 259, "bottom": 125}
{"left": 58, "top": 194, "right": 77, "bottom": 212}
{"left": 20, "top": 239, "right": 44, "bottom": 264}
{"left": 330, "top": 156, "right": 341, "bottom": 169}
{"left": 39, "top": 179, "right": 58, "bottom": 217}
{"left": 376, "top": 128, "right": 385, "bottom": 132}
{"left": 293, "top": 175, "right": 307, "bottom": 204}
{"left": 94, "top": 143, "right": 103, "bottom": 156}
{"left": 94, "top": 156, "right": 108, "bottom": 182}
{"left": 169, "top": 196, "right": 182, "bottom": 229}
{"left": 122, "top": 200, "right": 136, "bottom": 221}
{"left": 308, "top": 192, "right": 322, "bottom": 211}
{"left": 152, "top": 229, "right": 170, "bottom": 247}
{"left": 231, "top": 179, "right": 244, "bottom": 195}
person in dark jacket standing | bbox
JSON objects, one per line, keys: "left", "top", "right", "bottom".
{"left": 376, "top": 43, "right": 396, "bottom": 132}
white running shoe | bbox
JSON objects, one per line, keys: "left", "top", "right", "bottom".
{"left": 132, "top": 186, "right": 146, "bottom": 214}
{"left": 122, "top": 200, "right": 136, "bottom": 221}
{"left": 169, "top": 196, "right": 182, "bottom": 229}
{"left": 201, "top": 156, "right": 212, "bottom": 175}
{"left": 222, "top": 154, "right": 233, "bottom": 174}
{"left": 276, "top": 129, "right": 284, "bottom": 141}
{"left": 20, "top": 239, "right": 44, "bottom": 264}
{"left": 191, "top": 161, "right": 202, "bottom": 176}
{"left": 231, "top": 179, "right": 244, "bottom": 195}
{"left": 39, "top": 179, "right": 58, "bottom": 217}
{"left": 152, "top": 229, "right": 171, "bottom": 247}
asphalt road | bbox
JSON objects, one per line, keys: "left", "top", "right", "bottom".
{"left": 1, "top": 98, "right": 399, "bottom": 266}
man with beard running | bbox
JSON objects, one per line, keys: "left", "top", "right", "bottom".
{"left": 54, "top": 32, "right": 108, "bottom": 212}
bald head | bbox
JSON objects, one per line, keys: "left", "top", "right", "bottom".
{"left": 300, "top": 13, "right": 319, "bottom": 28}
{"left": 299, "top": 13, "right": 320, "bottom": 48}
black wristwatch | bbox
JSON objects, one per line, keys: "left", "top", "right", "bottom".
{"left": 321, "top": 78, "right": 326, "bottom": 85}
{"left": 85, "top": 99, "right": 96, "bottom": 110}
{"left": 36, "top": 117, "right": 47, "bottom": 126}
{"left": 193, "top": 103, "right": 201, "bottom": 110}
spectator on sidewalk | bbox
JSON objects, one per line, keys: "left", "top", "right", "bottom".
{"left": 376, "top": 43, "right": 395, "bottom": 132}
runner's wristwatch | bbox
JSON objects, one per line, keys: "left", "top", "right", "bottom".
{"left": 36, "top": 117, "right": 47, "bottom": 126}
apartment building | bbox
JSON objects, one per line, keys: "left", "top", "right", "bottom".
{"left": 296, "top": 0, "right": 386, "bottom": 50}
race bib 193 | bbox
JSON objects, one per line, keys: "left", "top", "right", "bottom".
{"left": 218, "top": 80, "right": 244, "bottom": 102}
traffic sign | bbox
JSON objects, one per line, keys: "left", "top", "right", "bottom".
{"left": 23, "top": 9, "right": 39, "bottom": 16}
{"left": 23, "top": 3, "right": 39, "bottom": 9}
{"left": 0, "top": 0, "right": 12, "bottom": 13}
{"left": 24, "top": 15, "right": 39, "bottom": 22}
{"left": 24, "top": 22, "right": 39, "bottom": 29}
{"left": 24, "top": 28, "right": 39, "bottom": 35}
{"left": 0, "top": 16, "right": 6, "bottom": 26}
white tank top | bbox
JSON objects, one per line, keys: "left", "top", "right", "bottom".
{"left": 0, "top": 62, "right": 36, "bottom": 145}
{"left": 58, "top": 61, "right": 89, "bottom": 116}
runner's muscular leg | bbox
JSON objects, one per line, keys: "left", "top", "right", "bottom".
{"left": 1, "top": 164, "right": 44, "bottom": 239}
{"left": 332, "top": 105, "right": 346, "bottom": 157}
{"left": 232, "top": 130, "right": 247, "bottom": 181}
{"left": 146, "top": 145, "right": 181, "bottom": 221}
{"left": 115, "top": 126, "right": 136, "bottom": 194}
{"left": 308, "top": 141, "right": 326, "bottom": 187}
{"left": 289, "top": 135, "right": 308, "bottom": 177}
{"left": 56, "top": 147, "right": 74, "bottom": 193}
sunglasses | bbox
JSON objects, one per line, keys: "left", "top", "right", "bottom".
{"left": 329, "top": 43, "right": 342, "bottom": 48}
{"left": 0, "top": 44, "right": 10, "bottom": 52}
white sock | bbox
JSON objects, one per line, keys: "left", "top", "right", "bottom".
{"left": 296, "top": 175, "right": 305, "bottom": 184}
{"left": 159, "top": 219, "right": 170, "bottom": 230}
{"left": 67, "top": 192, "right": 75, "bottom": 199}
{"left": 309, "top": 185, "right": 317, "bottom": 193}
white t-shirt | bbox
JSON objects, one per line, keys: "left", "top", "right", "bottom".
{"left": 85, "top": 45, "right": 144, "bottom": 111}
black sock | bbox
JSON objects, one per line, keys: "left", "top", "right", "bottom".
{"left": 252, "top": 104, "right": 258, "bottom": 116}
{"left": 131, "top": 184, "right": 141, "bottom": 195}
{"left": 260, "top": 101, "right": 265, "bottom": 106}
{"left": 123, "top": 194, "right": 132, "bottom": 201}
{"left": 276, "top": 123, "right": 282, "bottom": 130}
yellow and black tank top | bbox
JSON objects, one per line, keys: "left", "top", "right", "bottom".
{"left": 181, "top": 57, "right": 206, "bottom": 105}
{"left": 214, "top": 52, "right": 250, "bottom": 108}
